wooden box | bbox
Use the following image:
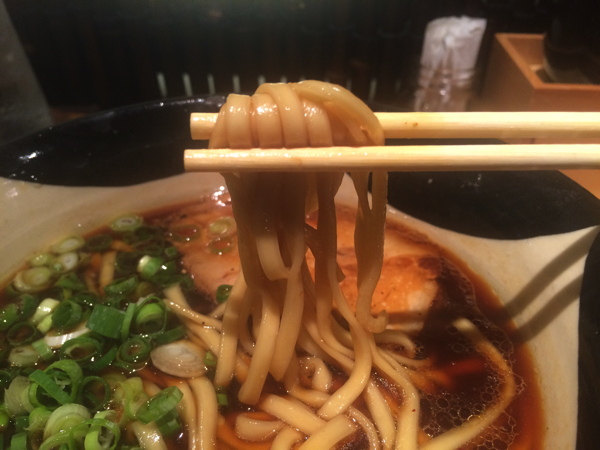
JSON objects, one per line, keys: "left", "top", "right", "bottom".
{"left": 474, "top": 33, "right": 600, "bottom": 113}
{"left": 473, "top": 34, "right": 600, "bottom": 199}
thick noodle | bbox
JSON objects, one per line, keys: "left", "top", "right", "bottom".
{"left": 201, "top": 80, "right": 516, "bottom": 449}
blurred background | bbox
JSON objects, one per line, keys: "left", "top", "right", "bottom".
{"left": 1, "top": 0, "right": 599, "bottom": 192}
{"left": 2, "top": 0, "right": 598, "bottom": 111}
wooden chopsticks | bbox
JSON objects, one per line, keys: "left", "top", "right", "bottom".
{"left": 185, "top": 111, "right": 600, "bottom": 172}
{"left": 190, "top": 111, "right": 600, "bottom": 140}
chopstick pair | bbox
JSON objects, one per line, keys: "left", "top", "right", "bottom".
{"left": 184, "top": 112, "right": 600, "bottom": 172}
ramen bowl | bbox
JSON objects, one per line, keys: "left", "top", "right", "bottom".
{"left": 1, "top": 97, "right": 600, "bottom": 449}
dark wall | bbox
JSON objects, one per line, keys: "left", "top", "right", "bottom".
{"left": 5, "top": 0, "right": 555, "bottom": 110}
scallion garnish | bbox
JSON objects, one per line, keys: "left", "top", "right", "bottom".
{"left": 54, "top": 273, "right": 86, "bottom": 291}
{"left": 118, "top": 336, "right": 152, "bottom": 364}
{"left": 28, "top": 369, "right": 72, "bottom": 405}
{"left": 135, "top": 386, "right": 183, "bottom": 424}
{"left": 10, "top": 432, "right": 28, "bottom": 450}
{"left": 134, "top": 240, "right": 165, "bottom": 257}
{"left": 134, "top": 281, "right": 156, "bottom": 299}
{"left": 121, "top": 303, "right": 137, "bottom": 341}
{"left": 133, "top": 298, "right": 167, "bottom": 335}
{"left": 164, "top": 246, "right": 178, "bottom": 259}
{"left": 87, "top": 305, "right": 125, "bottom": 339}
{"left": 29, "top": 252, "right": 53, "bottom": 267}
{"left": 111, "top": 215, "right": 143, "bottom": 232}
{"left": 204, "top": 350, "right": 217, "bottom": 367}
{"left": 51, "top": 300, "right": 82, "bottom": 332}
{"left": 115, "top": 252, "right": 141, "bottom": 274}
{"left": 8, "top": 345, "right": 40, "bottom": 367}
{"left": 30, "top": 298, "right": 60, "bottom": 325}
{"left": 86, "top": 346, "right": 118, "bottom": 373}
{"left": 32, "top": 339, "right": 55, "bottom": 362}
{"left": 137, "top": 255, "right": 164, "bottom": 280}
{"left": 215, "top": 385, "right": 228, "bottom": 407}
{"left": 85, "top": 234, "right": 113, "bottom": 252}
{"left": 0, "top": 303, "right": 19, "bottom": 331}
{"left": 59, "top": 337, "right": 102, "bottom": 366}
{"left": 7, "top": 322, "right": 38, "bottom": 346}
{"left": 70, "top": 291, "right": 99, "bottom": 309}
{"left": 154, "top": 408, "right": 182, "bottom": 437}
{"left": 209, "top": 217, "right": 236, "bottom": 236}
{"left": 152, "top": 325, "right": 186, "bottom": 346}
{"left": 77, "top": 376, "right": 111, "bottom": 411}
{"left": 216, "top": 284, "right": 233, "bottom": 303}
{"left": 51, "top": 236, "right": 85, "bottom": 254}
{"left": 103, "top": 276, "right": 139, "bottom": 296}
{"left": 13, "top": 267, "right": 53, "bottom": 293}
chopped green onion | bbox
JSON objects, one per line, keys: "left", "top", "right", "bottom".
{"left": 121, "top": 303, "right": 137, "bottom": 341}
{"left": 7, "top": 322, "right": 38, "bottom": 346}
{"left": 134, "top": 240, "right": 165, "bottom": 257}
{"left": 136, "top": 386, "right": 183, "bottom": 424}
{"left": 126, "top": 225, "right": 163, "bottom": 244}
{"left": 13, "top": 267, "right": 53, "bottom": 293}
{"left": 28, "top": 406, "right": 51, "bottom": 433}
{"left": 209, "top": 217, "right": 236, "bottom": 236}
{"left": 0, "top": 303, "right": 19, "bottom": 331}
{"left": 52, "top": 300, "right": 83, "bottom": 332}
{"left": 134, "top": 281, "right": 156, "bottom": 299}
{"left": 16, "top": 294, "right": 39, "bottom": 319}
{"left": 9, "top": 345, "right": 40, "bottom": 367}
{"left": 118, "top": 336, "right": 152, "bottom": 364}
{"left": 54, "top": 273, "right": 87, "bottom": 291}
{"left": 115, "top": 252, "right": 141, "bottom": 274}
{"left": 29, "top": 369, "right": 71, "bottom": 405}
{"left": 5, "top": 376, "right": 34, "bottom": 417}
{"left": 52, "top": 252, "right": 79, "bottom": 273}
{"left": 204, "top": 350, "right": 217, "bottom": 367}
{"left": 32, "top": 360, "right": 83, "bottom": 408}
{"left": 164, "top": 246, "right": 178, "bottom": 259}
{"left": 51, "top": 236, "right": 85, "bottom": 254}
{"left": 169, "top": 223, "right": 200, "bottom": 243}
{"left": 36, "top": 314, "right": 53, "bottom": 334}
{"left": 103, "top": 275, "right": 138, "bottom": 296}
{"left": 216, "top": 284, "right": 233, "bottom": 303}
{"left": 10, "top": 432, "right": 27, "bottom": 450}
{"left": 70, "top": 292, "right": 99, "bottom": 309}
{"left": 43, "top": 403, "right": 90, "bottom": 440}
{"left": 208, "top": 236, "right": 235, "bottom": 255}
{"left": 86, "top": 346, "right": 117, "bottom": 373}
{"left": 137, "top": 256, "right": 164, "bottom": 280}
{"left": 154, "top": 408, "right": 181, "bottom": 437}
{"left": 215, "top": 386, "right": 228, "bottom": 407}
{"left": 30, "top": 298, "right": 60, "bottom": 325}
{"left": 152, "top": 325, "right": 186, "bottom": 346}
{"left": 114, "top": 377, "right": 148, "bottom": 426}
{"left": 111, "top": 215, "right": 143, "bottom": 232}
{"left": 82, "top": 417, "right": 121, "bottom": 450}
{"left": 104, "top": 294, "right": 130, "bottom": 310}
{"left": 85, "top": 234, "right": 113, "bottom": 252}
{"left": 59, "top": 337, "right": 102, "bottom": 366}
{"left": 77, "top": 376, "right": 111, "bottom": 411}
{"left": 29, "top": 252, "right": 53, "bottom": 267}
{"left": 133, "top": 298, "right": 166, "bottom": 335}
{"left": 0, "top": 409, "right": 9, "bottom": 432}
{"left": 15, "top": 414, "right": 29, "bottom": 433}
{"left": 87, "top": 305, "right": 125, "bottom": 339}
{"left": 0, "top": 369, "right": 15, "bottom": 390}
{"left": 32, "top": 338, "right": 55, "bottom": 362}
{"left": 4, "top": 282, "right": 21, "bottom": 298}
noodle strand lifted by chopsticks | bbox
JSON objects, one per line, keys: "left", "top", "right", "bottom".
{"left": 203, "top": 80, "right": 516, "bottom": 449}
